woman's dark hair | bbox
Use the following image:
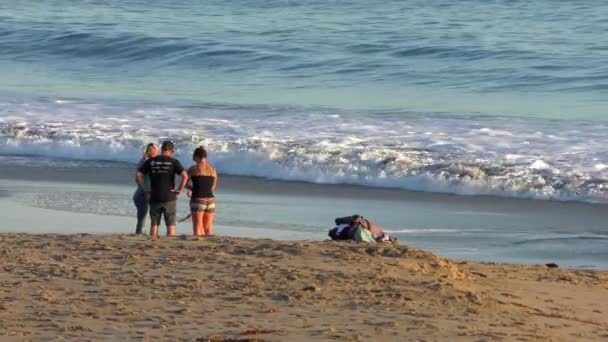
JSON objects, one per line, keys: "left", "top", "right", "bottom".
{"left": 192, "top": 146, "right": 207, "bottom": 161}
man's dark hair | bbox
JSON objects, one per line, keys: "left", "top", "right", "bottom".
{"left": 193, "top": 146, "right": 207, "bottom": 161}
{"left": 161, "top": 140, "right": 175, "bottom": 152}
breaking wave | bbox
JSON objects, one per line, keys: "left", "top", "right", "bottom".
{"left": 1, "top": 99, "right": 607, "bottom": 203}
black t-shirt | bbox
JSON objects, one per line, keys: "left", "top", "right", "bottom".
{"left": 138, "top": 155, "right": 185, "bottom": 203}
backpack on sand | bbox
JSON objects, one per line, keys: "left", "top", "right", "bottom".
{"left": 329, "top": 215, "right": 372, "bottom": 240}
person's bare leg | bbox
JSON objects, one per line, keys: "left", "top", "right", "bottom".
{"left": 191, "top": 213, "right": 197, "bottom": 235}
{"left": 203, "top": 212, "right": 215, "bottom": 236}
{"left": 150, "top": 225, "right": 159, "bottom": 237}
{"left": 195, "top": 212, "right": 204, "bottom": 236}
{"left": 165, "top": 201, "right": 177, "bottom": 236}
{"left": 192, "top": 212, "right": 203, "bottom": 235}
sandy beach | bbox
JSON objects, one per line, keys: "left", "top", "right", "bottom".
{"left": 1, "top": 234, "right": 607, "bottom": 341}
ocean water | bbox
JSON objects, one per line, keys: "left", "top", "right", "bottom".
{"left": 1, "top": 0, "right": 608, "bottom": 202}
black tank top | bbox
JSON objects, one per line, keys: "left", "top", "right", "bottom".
{"left": 189, "top": 163, "right": 216, "bottom": 199}
{"left": 191, "top": 175, "right": 215, "bottom": 199}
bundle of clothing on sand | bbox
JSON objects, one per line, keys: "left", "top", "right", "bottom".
{"left": 328, "top": 215, "right": 396, "bottom": 243}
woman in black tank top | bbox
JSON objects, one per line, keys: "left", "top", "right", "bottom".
{"left": 186, "top": 147, "right": 217, "bottom": 236}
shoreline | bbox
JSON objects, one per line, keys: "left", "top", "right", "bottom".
{"left": 2, "top": 158, "right": 608, "bottom": 269}
{"left": 2, "top": 157, "right": 608, "bottom": 207}
{"left": 1, "top": 233, "right": 607, "bottom": 341}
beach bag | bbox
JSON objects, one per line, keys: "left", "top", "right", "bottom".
{"left": 328, "top": 223, "right": 359, "bottom": 240}
{"left": 328, "top": 227, "right": 346, "bottom": 240}
{"left": 354, "top": 227, "right": 376, "bottom": 243}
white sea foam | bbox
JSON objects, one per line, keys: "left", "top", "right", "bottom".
{"left": 594, "top": 164, "right": 608, "bottom": 171}
{"left": 1, "top": 100, "right": 608, "bottom": 203}
{"left": 529, "top": 160, "right": 552, "bottom": 170}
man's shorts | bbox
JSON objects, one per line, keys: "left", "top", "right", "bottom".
{"left": 149, "top": 200, "right": 177, "bottom": 226}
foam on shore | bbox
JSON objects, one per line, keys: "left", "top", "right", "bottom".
{"left": 2, "top": 99, "right": 608, "bottom": 203}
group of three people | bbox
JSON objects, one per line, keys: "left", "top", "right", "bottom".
{"left": 133, "top": 141, "right": 218, "bottom": 237}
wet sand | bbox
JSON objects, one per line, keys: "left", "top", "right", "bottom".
{"left": 2, "top": 158, "right": 607, "bottom": 222}
{"left": 2, "top": 158, "right": 608, "bottom": 268}
{"left": 1, "top": 234, "right": 607, "bottom": 341}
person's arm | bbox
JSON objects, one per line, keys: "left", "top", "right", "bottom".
{"left": 184, "top": 169, "right": 193, "bottom": 197}
{"left": 134, "top": 158, "right": 145, "bottom": 185}
{"left": 175, "top": 170, "right": 188, "bottom": 194}
{"left": 212, "top": 168, "right": 218, "bottom": 191}
{"left": 172, "top": 160, "right": 188, "bottom": 194}
{"left": 135, "top": 171, "right": 149, "bottom": 192}
{"left": 135, "top": 160, "right": 151, "bottom": 192}
{"left": 184, "top": 168, "right": 193, "bottom": 190}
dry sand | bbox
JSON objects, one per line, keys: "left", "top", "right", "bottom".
{"left": 1, "top": 234, "right": 607, "bottom": 341}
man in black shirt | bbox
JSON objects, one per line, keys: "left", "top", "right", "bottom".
{"left": 136, "top": 141, "right": 189, "bottom": 236}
